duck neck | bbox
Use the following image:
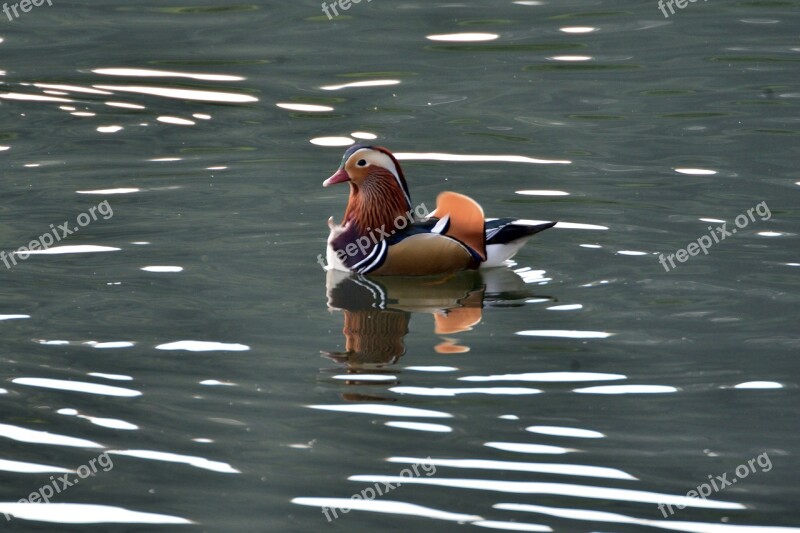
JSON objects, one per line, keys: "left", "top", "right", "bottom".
{"left": 343, "top": 176, "right": 411, "bottom": 235}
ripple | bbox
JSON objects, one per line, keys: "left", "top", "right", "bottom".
{"left": 485, "top": 442, "right": 575, "bottom": 455}
{"left": 13, "top": 378, "right": 141, "bottom": 397}
{"left": 394, "top": 152, "right": 570, "bottom": 165}
{"left": 308, "top": 404, "right": 452, "bottom": 418}
{"left": 517, "top": 330, "right": 614, "bottom": 339}
{"left": 495, "top": 503, "right": 796, "bottom": 532}
{"left": 348, "top": 476, "right": 743, "bottom": 509}
{"left": 546, "top": 304, "right": 583, "bottom": 311}
{"left": 426, "top": 33, "right": 499, "bottom": 42}
{"left": 109, "top": 449, "right": 239, "bottom": 474}
{"left": 320, "top": 79, "right": 400, "bottom": 91}
{"left": 474, "top": 521, "right": 551, "bottom": 532}
{"left": 22, "top": 245, "right": 120, "bottom": 255}
{"left": 93, "top": 68, "right": 243, "bottom": 81}
{"left": 93, "top": 85, "right": 257, "bottom": 103}
{"left": 34, "top": 340, "right": 132, "bottom": 349}
{"left": 0, "top": 314, "right": 29, "bottom": 320}
{"left": 292, "top": 498, "right": 481, "bottom": 522}
{"left": 0, "top": 503, "right": 192, "bottom": 524}
{"left": 526, "top": 426, "right": 604, "bottom": 439}
{"left": 276, "top": 103, "right": 333, "bottom": 112}
{"left": 333, "top": 374, "right": 396, "bottom": 382}
{"left": 405, "top": 366, "right": 458, "bottom": 372}
{"left": 385, "top": 422, "right": 453, "bottom": 433}
{"left": 675, "top": 168, "right": 717, "bottom": 175}
{"left": 58, "top": 410, "right": 138, "bottom": 431}
{"left": 549, "top": 55, "right": 593, "bottom": 61}
{"left": 574, "top": 385, "right": 678, "bottom": 394}
{"left": 155, "top": 340, "right": 249, "bottom": 352}
{"left": 77, "top": 188, "right": 140, "bottom": 195}
{"left": 84, "top": 341, "right": 134, "bottom": 349}
{"left": 33, "top": 83, "right": 111, "bottom": 94}
{"left": 87, "top": 418, "right": 138, "bottom": 430}
{"left": 560, "top": 26, "right": 596, "bottom": 33}
{"left": 0, "top": 459, "right": 71, "bottom": 473}
{"left": 734, "top": 381, "right": 783, "bottom": 389}
{"left": 516, "top": 190, "right": 570, "bottom": 196}
{"left": 0, "top": 423, "right": 102, "bottom": 448}
{"left": 310, "top": 136, "right": 355, "bottom": 147}
{"left": 97, "top": 125, "right": 123, "bottom": 133}
{"left": 141, "top": 266, "right": 183, "bottom": 273}
{"left": 0, "top": 92, "right": 73, "bottom": 103}
{"left": 199, "top": 380, "right": 236, "bottom": 387}
{"left": 388, "top": 457, "right": 635, "bottom": 480}
{"left": 460, "top": 372, "right": 624, "bottom": 383}
{"left": 351, "top": 131, "right": 377, "bottom": 140}
{"left": 105, "top": 101, "right": 145, "bottom": 109}
{"left": 391, "top": 387, "right": 541, "bottom": 396}
{"left": 157, "top": 116, "right": 195, "bottom": 125}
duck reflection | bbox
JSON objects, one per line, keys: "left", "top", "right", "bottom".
{"left": 324, "top": 268, "right": 553, "bottom": 367}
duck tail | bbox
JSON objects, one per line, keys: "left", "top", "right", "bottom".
{"left": 432, "top": 191, "right": 487, "bottom": 261}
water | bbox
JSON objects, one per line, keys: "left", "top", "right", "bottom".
{"left": 0, "top": 0, "right": 798, "bottom": 530}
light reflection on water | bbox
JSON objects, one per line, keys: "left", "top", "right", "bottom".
{"left": 0, "top": 0, "right": 797, "bottom": 529}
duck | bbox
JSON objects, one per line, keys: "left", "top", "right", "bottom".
{"left": 322, "top": 145, "right": 556, "bottom": 276}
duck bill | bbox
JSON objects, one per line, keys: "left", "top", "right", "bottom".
{"left": 323, "top": 168, "right": 350, "bottom": 187}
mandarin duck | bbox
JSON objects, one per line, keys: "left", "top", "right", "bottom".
{"left": 323, "top": 145, "right": 556, "bottom": 276}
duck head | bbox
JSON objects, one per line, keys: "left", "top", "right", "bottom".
{"left": 323, "top": 145, "right": 413, "bottom": 233}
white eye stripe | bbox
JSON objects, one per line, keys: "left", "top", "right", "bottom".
{"left": 350, "top": 149, "right": 398, "bottom": 177}
{"left": 349, "top": 148, "right": 411, "bottom": 208}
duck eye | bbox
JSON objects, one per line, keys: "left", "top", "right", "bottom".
{"left": 356, "top": 159, "right": 367, "bottom": 167}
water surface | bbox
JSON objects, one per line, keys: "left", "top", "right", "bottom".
{"left": 0, "top": 0, "right": 798, "bottom": 531}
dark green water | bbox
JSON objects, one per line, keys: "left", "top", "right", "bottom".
{"left": 0, "top": 0, "right": 798, "bottom": 531}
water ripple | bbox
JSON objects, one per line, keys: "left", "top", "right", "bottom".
{"left": 0, "top": 459, "right": 71, "bottom": 474}
{"left": 526, "top": 426, "right": 604, "bottom": 439}
{"left": 0, "top": 423, "right": 102, "bottom": 448}
{"left": 387, "top": 457, "right": 636, "bottom": 480}
{"left": 12, "top": 378, "right": 141, "bottom": 397}
{"left": 390, "top": 386, "right": 541, "bottom": 396}
{"left": 496, "top": 503, "right": 800, "bottom": 533}
{"left": 385, "top": 422, "right": 453, "bottom": 433}
{"left": 484, "top": 442, "right": 576, "bottom": 455}
{"left": 308, "top": 404, "right": 452, "bottom": 418}
{"left": 460, "top": 372, "right": 625, "bottom": 383}
{"left": 108, "top": 450, "right": 238, "bottom": 474}
{"left": 292, "top": 498, "right": 481, "bottom": 522}
{"left": 347, "top": 476, "right": 743, "bottom": 510}
{"left": 574, "top": 385, "right": 678, "bottom": 394}
{"left": 0, "top": 503, "right": 192, "bottom": 524}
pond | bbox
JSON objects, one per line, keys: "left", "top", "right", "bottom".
{"left": 0, "top": 0, "right": 798, "bottom": 531}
